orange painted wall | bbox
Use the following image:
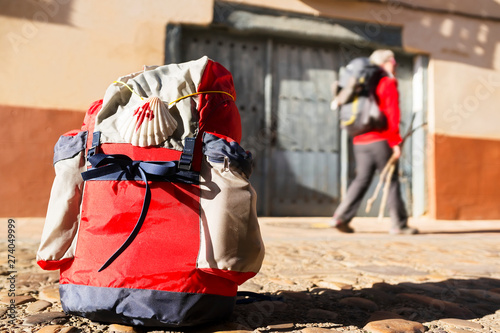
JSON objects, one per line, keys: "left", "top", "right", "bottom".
{"left": 433, "top": 133, "right": 500, "bottom": 220}
{"left": 0, "top": 105, "right": 85, "bottom": 217}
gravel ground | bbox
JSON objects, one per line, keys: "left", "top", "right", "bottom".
{"left": 1, "top": 217, "right": 500, "bottom": 333}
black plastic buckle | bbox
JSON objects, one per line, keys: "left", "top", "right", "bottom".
{"left": 178, "top": 137, "right": 196, "bottom": 171}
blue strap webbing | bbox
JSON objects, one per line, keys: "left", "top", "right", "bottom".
{"left": 81, "top": 153, "right": 177, "bottom": 272}
{"left": 87, "top": 131, "right": 101, "bottom": 159}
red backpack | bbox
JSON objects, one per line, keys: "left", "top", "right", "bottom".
{"left": 37, "top": 56, "right": 265, "bottom": 327}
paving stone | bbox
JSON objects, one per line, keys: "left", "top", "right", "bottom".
{"left": 397, "top": 293, "right": 476, "bottom": 318}
{"left": 59, "top": 327, "right": 80, "bottom": 333}
{"left": 36, "top": 324, "right": 65, "bottom": 333}
{"left": 39, "top": 286, "right": 60, "bottom": 303}
{"left": 447, "top": 329, "right": 473, "bottom": 333}
{"left": 363, "top": 319, "right": 425, "bottom": 333}
{"left": 268, "top": 323, "right": 295, "bottom": 330}
{"left": 51, "top": 317, "right": 70, "bottom": 325}
{"left": 339, "top": 297, "right": 378, "bottom": 312}
{"left": 450, "top": 264, "right": 498, "bottom": 276}
{"left": 26, "top": 300, "right": 52, "bottom": 313}
{"left": 438, "top": 318, "right": 483, "bottom": 330}
{"left": 307, "top": 308, "right": 338, "bottom": 321}
{"left": 300, "top": 328, "right": 341, "bottom": 332}
{"left": 0, "top": 295, "right": 36, "bottom": 305}
{"left": 108, "top": 324, "right": 138, "bottom": 332}
{"left": 17, "top": 272, "right": 60, "bottom": 284}
{"left": 489, "top": 324, "right": 500, "bottom": 331}
{"left": 23, "top": 312, "right": 68, "bottom": 326}
{"left": 366, "top": 311, "right": 403, "bottom": 323}
{"left": 37, "top": 325, "right": 79, "bottom": 333}
{"left": 16, "top": 280, "right": 42, "bottom": 289}
{"left": 315, "top": 280, "right": 353, "bottom": 290}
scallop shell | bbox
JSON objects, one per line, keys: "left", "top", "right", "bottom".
{"left": 118, "top": 96, "right": 177, "bottom": 147}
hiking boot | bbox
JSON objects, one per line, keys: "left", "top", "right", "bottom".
{"left": 330, "top": 219, "right": 354, "bottom": 233}
{"left": 390, "top": 227, "right": 419, "bottom": 235}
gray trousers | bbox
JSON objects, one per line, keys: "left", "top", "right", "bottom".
{"left": 334, "top": 140, "right": 408, "bottom": 229}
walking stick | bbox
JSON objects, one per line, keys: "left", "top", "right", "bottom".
{"left": 365, "top": 154, "right": 397, "bottom": 214}
{"left": 378, "top": 162, "right": 395, "bottom": 220}
{"left": 365, "top": 113, "right": 426, "bottom": 220}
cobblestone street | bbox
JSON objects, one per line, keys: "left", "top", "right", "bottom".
{"left": 1, "top": 217, "right": 500, "bottom": 332}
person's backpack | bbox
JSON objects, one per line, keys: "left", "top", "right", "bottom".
{"left": 36, "top": 56, "right": 265, "bottom": 327}
{"left": 332, "top": 57, "right": 387, "bottom": 137}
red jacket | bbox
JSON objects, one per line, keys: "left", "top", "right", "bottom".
{"left": 353, "top": 76, "right": 402, "bottom": 147}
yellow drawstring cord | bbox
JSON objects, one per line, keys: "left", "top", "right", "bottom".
{"left": 114, "top": 81, "right": 145, "bottom": 100}
{"left": 168, "top": 90, "right": 235, "bottom": 106}
{"left": 113, "top": 80, "right": 235, "bottom": 105}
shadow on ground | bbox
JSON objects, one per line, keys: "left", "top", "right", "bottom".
{"left": 185, "top": 277, "right": 500, "bottom": 332}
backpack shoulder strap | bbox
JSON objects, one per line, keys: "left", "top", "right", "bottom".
{"left": 81, "top": 100, "right": 103, "bottom": 158}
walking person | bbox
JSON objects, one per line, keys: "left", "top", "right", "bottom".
{"left": 331, "top": 49, "right": 418, "bottom": 235}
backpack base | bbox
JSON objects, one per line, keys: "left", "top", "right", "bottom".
{"left": 60, "top": 284, "right": 235, "bottom": 327}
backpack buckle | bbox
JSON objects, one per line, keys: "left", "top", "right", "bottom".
{"left": 87, "top": 131, "right": 101, "bottom": 159}
{"left": 178, "top": 137, "right": 196, "bottom": 171}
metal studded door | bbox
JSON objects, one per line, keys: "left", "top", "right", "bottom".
{"left": 269, "top": 41, "right": 341, "bottom": 216}
{"left": 172, "top": 26, "right": 416, "bottom": 217}
{"left": 177, "top": 28, "right": 342, "bottom": 216}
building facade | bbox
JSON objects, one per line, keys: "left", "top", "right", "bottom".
{"left": 1, "top": 0, "right": 499, "bottom": 220}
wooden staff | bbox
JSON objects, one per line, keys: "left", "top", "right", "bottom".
{"left": 365, "top": 114, "right": 426, "bottom": 220}
{"left": 365, "top": 154, "right": 397, "bottom": 214}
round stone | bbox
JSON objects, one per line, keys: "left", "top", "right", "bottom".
{"left": 23, "top": 312, "right": 68, "bottom": 326}
{"left": 364, "top": 319, "right": 426, "bottom": 333}
{"left": 39, "top": 286, "right": 60, "bottom": 303}
{"left": 108, "top": 324, "right": 139, "bottom": 332}
{"left": 0, "top": 295, "right": 36, "bottom": 305}
{"left": 26, "top": 300, "right": 52, "bottom": 313}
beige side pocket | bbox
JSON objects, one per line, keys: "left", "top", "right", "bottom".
{"left": 37, "top": 151, "right": 86, "bottom": 265}
{"left": 198, "top": 157, "right": 265, "bottom": 273}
